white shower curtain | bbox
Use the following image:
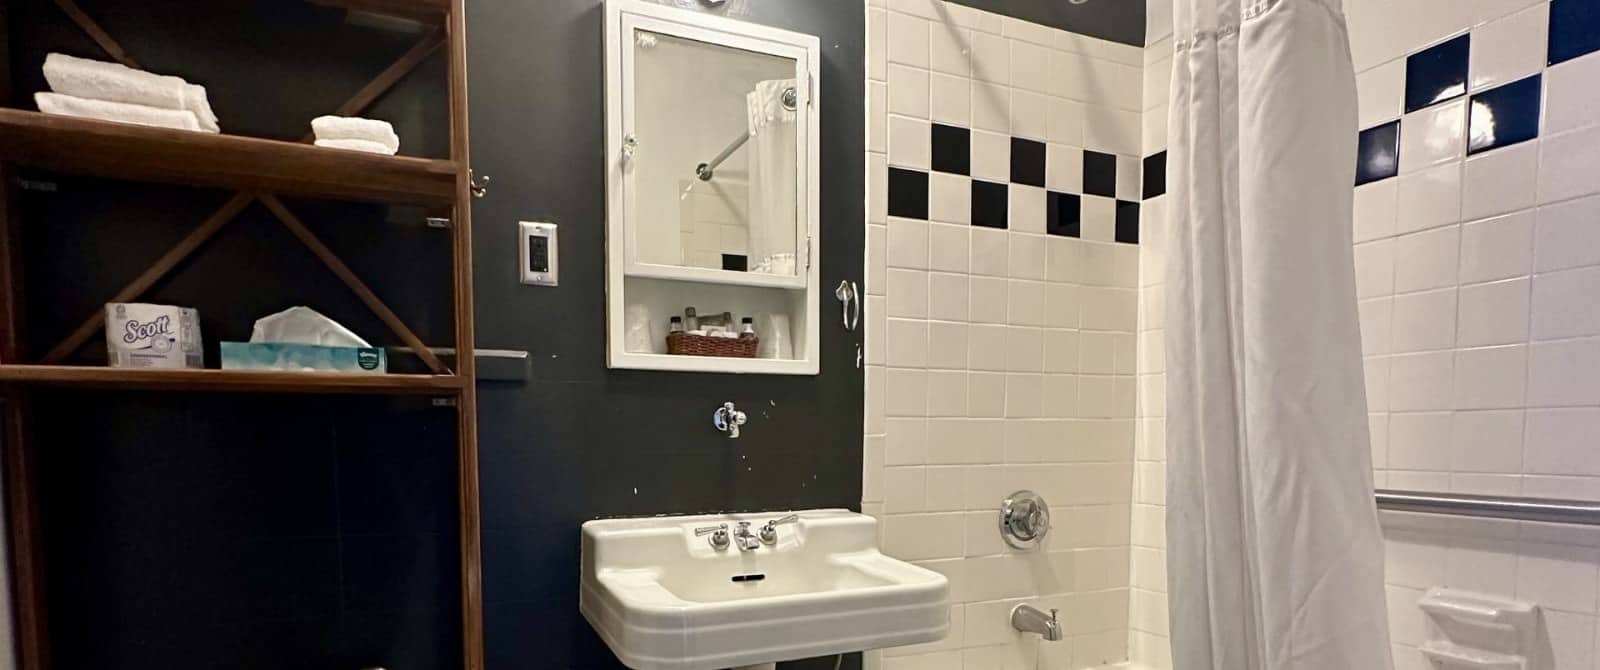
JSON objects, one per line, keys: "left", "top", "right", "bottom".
{"left": 1164, "top": 1, "right": 1393, "bottom": 668}
{"left": 745, "top": 78, "right": 796, "bottom": 275}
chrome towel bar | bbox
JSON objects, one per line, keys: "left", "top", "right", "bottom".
{"left": 1377, "top": 489, "right": 1600, "bottom": 526}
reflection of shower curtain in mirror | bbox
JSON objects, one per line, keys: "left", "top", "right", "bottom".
{"left": 745, "top": 78, "right": 796, "bottom": 275}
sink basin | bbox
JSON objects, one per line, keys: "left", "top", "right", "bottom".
{"left": 580, "top": 509, "right": 950, "bottom": 670}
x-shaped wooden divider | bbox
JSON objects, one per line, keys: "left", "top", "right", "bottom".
{"left": 38, "top": 0, "right": 451, "bottom": 374}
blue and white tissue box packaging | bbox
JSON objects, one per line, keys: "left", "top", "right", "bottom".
{"left": 104, "top": 302, "right": 203, "bottom": 369}
{"left": 219, "top": 342, "right": 386, "bottom": 374}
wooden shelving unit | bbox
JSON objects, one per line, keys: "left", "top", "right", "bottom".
{"left": 0, "top": 109, "right": 460, "bottom": 205}
{"left": 0, "top": 0, "right": 484, "bottom": 668}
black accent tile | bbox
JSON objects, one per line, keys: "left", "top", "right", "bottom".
{"left": 1047, "top": 192, "right": 1081, "bottom": 238}
{"left": 1551, "top": 0, "right": 1600, "bottom": 65}
{"left": 1115, "top": 200, "right": 1141, "bottom": 244}
{"left": 1010, "top": 138, "right": 1046, "bottom": 187}
{"left": 1355, "top": 121, "right": 1401, "bottom": 186}
{"left": 721, "top": 253, "right": 749, "bottom": 271}
{"left": 888, "top": 168, "right": 929, "bottom": 219}
{"left": 931, "top": 124, "right": 971, "bottom": 175}
{"left": 1468, "top": 74, "right": 1542, "bottom": 155}
{"left": 1405, "top": 34, "right": 1470, "bottom": 112}
{"left": 971, "top": 180, "right": 1009, "bottom": 229}
{"left": 1142, "top": 151, "right": 1167, "bottom": 200}
{"left": 1083, "top": 150, "right": 1118, "bottom": 197}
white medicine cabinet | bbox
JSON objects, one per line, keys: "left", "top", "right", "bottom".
{"left": 604, "top": 0, "right": 821, "bottom": 375}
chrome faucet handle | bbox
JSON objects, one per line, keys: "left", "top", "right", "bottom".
{"left": 694, "top": 523, "right": 730, "bottom": 550}
{"left": 759, "top": 514, "right": 800, "bottom": 544}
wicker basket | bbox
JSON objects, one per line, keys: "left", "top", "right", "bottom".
{"left": 666, "top": 332, "right": 759, "bottom": 358}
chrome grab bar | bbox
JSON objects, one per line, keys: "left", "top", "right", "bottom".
{"left": 1376, "top": 489, "right": 1600, "bottom": 526}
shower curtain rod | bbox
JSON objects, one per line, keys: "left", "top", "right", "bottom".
{"left": 1376, "top": 489, "right": 1600, "bottom": 526}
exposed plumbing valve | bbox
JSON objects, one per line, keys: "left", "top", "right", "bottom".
{"left": 713, "top": 401, "right": 748, "bottom": 438}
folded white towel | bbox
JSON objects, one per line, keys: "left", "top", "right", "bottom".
{"left": 35, "top": 92, "right": 203, "bottom": 131}
{"left": 311, "top": 115, "right": 399, "bottom": 153}
{"left": 43, "top": 53, "right": 219, "bottom": 132}
{"left": 314, "top": 138, "right": 397, "bottom": 155}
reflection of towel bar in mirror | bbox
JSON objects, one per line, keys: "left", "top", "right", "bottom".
{"left": 694, "top": 86, "right": 796, "bottom": 183}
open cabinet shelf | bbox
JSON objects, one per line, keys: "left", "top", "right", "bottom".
{"left": 0, "top": 364, "right": 466, "bottom": 394}
{"left": 0, "top": 1, "right": 485, "bottom": 669}
{"left": 0, "top": 109, "right": 459, "bottom": 205}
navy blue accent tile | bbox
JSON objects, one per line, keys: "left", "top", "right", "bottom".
{"left": 888, "top": 168, "right": 929, "bottom": 219}
{"left": 1115, "top": 200, "right": 1141, "bottom": 244}
{"left": 972, "top": 180, "right": 1009, "bottom": 229}
{"left": 1047, "top": 192, "right": 1081, "bottom": 237}
{"left": 1405, "top": 34, "right": 1470, "bottom": 112}
{"left": 1083, "top": 150, "right": 1117, "bottom": 197}
{"left": 1468, "top": 74, "right": 1542, "bottom": 155}
{"left": 1010, "top": 138, "right": 1047, "bottom": 187}
{"left": 721, "top": 253, "right": 748, "bottom": 271}
{"left": 931, "top": 124, "right": 971, "bottom": 175}
{"left": 1142, "top": 152, "right": 1167, "bottom": 200}
{"left": 1355, "top": 121, "right": 1401, "bottom": 186}
{"left": 1551, "top": 0, "right": 1600, "bottom": 65}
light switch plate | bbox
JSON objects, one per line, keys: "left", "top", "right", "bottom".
{"left": 519, "top": 221, "right": 558, "bottom": 286}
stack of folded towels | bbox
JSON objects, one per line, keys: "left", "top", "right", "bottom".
{"left": 37, "top": 53, "right": 219, "bottom": 133}
{"left": 311, "top": 116, "right": 400, "bottom": 155}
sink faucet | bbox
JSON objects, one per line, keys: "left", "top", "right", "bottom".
{"left": 1011, "top": 604, "right": 1062, "bottom": 641}
{"left": 732, "top": 521, "right": 762, "bottom": 551}
{"left": 758, "top": 514, "right": 799, "bottom": 544}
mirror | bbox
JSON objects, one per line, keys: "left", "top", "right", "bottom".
{"left": 631, "top": 30, "right": 800, "bottom": 277}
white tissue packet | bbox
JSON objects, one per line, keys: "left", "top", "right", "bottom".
{"left": 104, "top": 302, "right": 202, "bottom": 369}
{"left": 250, "top": 306, "right": 369, "bottom": 347}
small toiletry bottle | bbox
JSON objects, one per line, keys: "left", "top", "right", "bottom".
{"left": 669, "top": 316, "right": 685, "bottom": 333}
{"left": 739, "top": 317, "right": 756, "bottom": 339}
{"left": 684, "top": 307, "right": 699, "bottom": 331}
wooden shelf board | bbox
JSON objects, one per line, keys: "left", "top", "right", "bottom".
{"left": 0, "top": 364, "right": 465, "bottom": 394}
{"left": 0, "top": 109, "right": 458, "bottom": 205}
{"left": 307, "top": 0, "right": 449, "bottom": 22}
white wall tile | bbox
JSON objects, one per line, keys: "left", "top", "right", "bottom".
{"left": 930, "top": 173, "right": 972, "bottom": 225}
{"left": 1357, "top": 58, "right": 1406, "bottom": 128}
{"left": 929, "top": 222, "right": 971, "bottom": 273}
{"left": 1535, "top": 194, "right": 1600, "bottom": 273}
{"left": 930, "top": 73, "right": 972, "bottom": 126}
{"left": 929, "top": 271, "right": 970, "bottom": 322}
{"left": 1389, "top": 351, "right": 1455, "bottom": 411}
{"left": 1461, "top": 142, "right": 1539, "bottom": 222}
{"left": 1048, "top": 97, "right": 1085, "bottom": 146}
{"left": 1467, "top": 2, "right": 1548, "bottom": 93}
{"left": 889, "top": 115, "right": 932, "bottom": 169}
{"left": 1390, "top": 288, "right": 1457, "bottom": 353}
{"left": 970, "top": 227, "right": 1009, "bottom": 277}
{"left": 888, "top": 64, "right": 931, "bottom": 118}
{"left": 970, "top": 275, "right": 1008, "bottom": 324}
{"left": 1355, "top": 239, "right": 1397, "bottom": 299}
{"left": 1008, "top": 232, "right": 1047, "bottom": 278}
{"left": 868, "top": 8, "right": 889, "bottom": 81}
{"left": 1459, "top": 211, "right": 1533, "bottom": 284}
{"left": 1393, "top": 225, "right": 1461, "bottom": 293}
{"left": 928, "top": 321, "right": 970, "bottom": 370}
{"left": 1399, "top": 99, "right": 1467, "bottom": 174}
{"left": 971, "top": 129, "right": 1011, "bottom": 182}
{"left": 1543, "top": 51, "right": 1600, "bottom": 136}
{"left": 1011, "top": 89, "right": 1049, "bottom": 140}
{"left": 930, "top": 24, "right": 973, "bottom": 77}
{"left": 1526, "top": 408, "right": 1600, "bottom": 476}
{"left": 1528, "top": 338, "right": 1600, "bottom": 407}
{"left": 888, "top": 217, "right": 930, "bottom": 269}
{"left": 1010, "top": 39, "right": 1051, "bottom": 93}
{"left": 1539, "top": 125, "right": 1600, "bottom": 205}
{"left": 1388, "top": 411, "right": 1452, "bottom": 470}
{"left": 1533, "top": 266, "right": 1600, "bottom": 341}
{"left": 1396, "top": 161, "right": 1462, "bottom": 234}
{"left": 1354, "top": 178, "right": 1399, "bottom": 243}
{"left": 1046, "top": 143, "right": 1084, "bottom": 193}
{"left": 1084, "top": 105, "right": 1142, "bottom": 156}
{"left": 1452, "top": 345, "right": 1526, "bottom": 410}
{"left": 1450, "top": 410, "right": 1525, "bottom": 473}
{"left": 1456, "top": 278, "right": 1529, "bottom": 347}
{"left": 972, "top": 81, "right": 1011, "bottom": 133}
{"left": 888, "top": 11, "right": 931, "bottom": 68}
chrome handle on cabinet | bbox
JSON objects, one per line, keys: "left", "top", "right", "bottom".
{"left": 834, "top": 280, "right": 860, "bottom": 332}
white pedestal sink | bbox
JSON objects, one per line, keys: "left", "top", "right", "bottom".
{"left": 580, "top": 509, "right": 950, "bottom": 670}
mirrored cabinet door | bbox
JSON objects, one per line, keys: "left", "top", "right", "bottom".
{"left": 606, "top": 0, "right": 821, "bottom": 375}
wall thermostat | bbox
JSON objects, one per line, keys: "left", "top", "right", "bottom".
{"left": 519, "top": 221, "right": 558, "bottom": 286}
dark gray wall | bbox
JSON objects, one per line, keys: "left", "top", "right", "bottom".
{"left": 949, "top": 0, "right": 1146, "bottom": 45}
{"left": 467, "top": 1, "right": 865, "bottom": 668}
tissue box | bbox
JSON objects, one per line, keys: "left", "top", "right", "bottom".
{"left": 105, "top": 302, "right": 203, "bottom": 369}
{"left": 219, "top": 342, "right": 386, "bottom": 374}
